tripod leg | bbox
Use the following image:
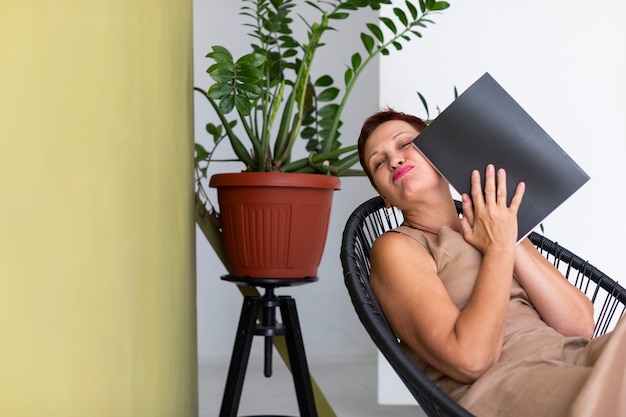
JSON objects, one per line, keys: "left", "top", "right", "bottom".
{"left": 280, "top": 296, "right": 318, "bottom": 417}
{"left": 219, "top": 296, "right": 260, "bottom": 417}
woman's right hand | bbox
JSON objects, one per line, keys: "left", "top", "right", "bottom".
{"left": 459, "top": 164, "right": 525, "bottom": 255}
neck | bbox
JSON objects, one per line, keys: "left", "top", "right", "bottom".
{"left": 400, "top": 198, "right": 460, "bottom": 235}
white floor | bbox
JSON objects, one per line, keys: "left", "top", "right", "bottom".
{"left": 199, "top": 348, "right": 426, "bottom": 417}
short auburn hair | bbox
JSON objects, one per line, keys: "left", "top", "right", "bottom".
{"left": 357, "top": 108, "right": 427, "bottom": 186}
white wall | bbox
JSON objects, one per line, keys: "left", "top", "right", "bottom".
{"left": 381, "top": 0, "right": 626, "bottom": 282}
{"left": 193, "top": 1, "right": 381, "bottom": 360}
{"left": 377, "top": 0, "right": 626, "bottom": 405}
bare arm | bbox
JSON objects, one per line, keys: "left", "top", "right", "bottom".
{"left": 513, "top": 238, "right": 595, "bottom": 338}
{"left": 370, "top": 232, "right": 513, "bottom": 384}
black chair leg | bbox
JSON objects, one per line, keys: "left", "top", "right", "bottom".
{"left": 280, "top": 296, "right": 318, "bottom": 417}
{"left": 219, "top": 296, "right": 260, "bottom": 417}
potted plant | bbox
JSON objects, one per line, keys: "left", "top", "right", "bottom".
{"left": 195, "top": 0, "right": 450, "bottom": 278}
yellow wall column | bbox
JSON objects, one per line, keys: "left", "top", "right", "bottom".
{"left": 0, "top": 1, "right": 197, "bottom": 416}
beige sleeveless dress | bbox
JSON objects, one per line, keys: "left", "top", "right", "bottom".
{"left": 390, "top": 224, "right": 626, "bottom": 417}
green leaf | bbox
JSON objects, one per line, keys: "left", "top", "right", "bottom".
{"left": 431, "top": 1, "right": 450, "bottom": 11}
{"left": 205, "top": 122, "right": 221, "bottom": 136}
{"left": 317, "top": 87, "right": 340, "bottom": 102}
{"left": 279, "top": 37, "right": 299, "bottom": 48}
{"left": 305, "top": 1, "right": 324, "bottom": 13}
{"left": 195, "top": 143, "right": 209, "bottom": 160}
{"left": 393, "top": 7, "right": 408, "bottom": 26}
{"left": 337, "top": 2, "right": 358, "bottom": 11}
{"left": 234, "top": 95, "right": 254, "bottom": 116}
{"left": 218, "top": 95, "right": 235, "bottom": 114}
{"left": 305, "top": 138, "right": 320, "bottom": 153}
{"left": 300, "top": 126, "right": 316, "bottom": 139}
{"left": 236, "top": 63, "right": 264, "bottom": 76}
{"left": 351, "top": 52, "right": 362, "bottom": 70}
{"left": 418, "top": 0, "right": 426, "bottom": 13}
{"left": 345, "top": 0, "right": 369, "bottom": 8}
{"left": 207, "top": 83, "right": 232, "bottom": 100}
{"left": 205, "top": 123, "right": 221, "bottom": 137}
{"left": 417, "top": 91, "right": 430, "bottom": 120}
{"left": 207, "top": 62, "right": 233, "bottom": 74}
{"left": 392, "top": 41, "right": 402, "bottom": 51}
{"left": 360, "top": 33, "right": 375, "bottom": 53}
{"left": 366, "top": 23, "right": 384, "bottom": 43}
{"left": 318, "top": 128, "right": 332, "bottom": 139}
{"left": 208, "top": 69, "right": 235, "bottom": 83}
{"left": 319, "top": 117, "right": 337, "bottom": 129}
{"left": 344, "top": 68, "right": 354, "bottom": 86}
{"left": 235, "top": 66, "right": 264, "bottom": 82}
{"left": 329, "top": 12, "right": 350, "bottom": 20}
{"left": 301, "top": 112, "right": 315, "bottom": 126}
{"left": 315, "top": 75, "right": 334, "bottom": 87}
{"left": 236, "top": 52, "right": 266, "bottom": 67}
{"left": 406, "top": 0, "right": 418, "bottom": 19}
{"left": 380, "top": 17, "right": 398, "bottom": 34}
{"left": 318, "top": 103, "right": 339, "bottom": 118}
{"left": 207, "top": 45, "right": 233, "bottom": 64}
{"left": 236, "top": 83, "right": 262, "bottom": 99}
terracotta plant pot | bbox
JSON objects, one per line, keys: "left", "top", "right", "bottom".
{"left": 209, "top": 172, "right": 341, "bottom": 279}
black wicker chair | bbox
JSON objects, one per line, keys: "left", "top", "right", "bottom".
{"left": 340, "top": 196, "right": 626, "bottom": 417}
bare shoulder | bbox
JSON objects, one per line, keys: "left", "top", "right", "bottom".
{"left": 370, "top": 231, "right": 438, "bottom": 287}
{"left": 372, "top": 231, "right": 434, "bottom": 262}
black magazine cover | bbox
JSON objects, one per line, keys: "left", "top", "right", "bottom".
{"left": 413, "top": 72, "right": 590, "bottom": 242}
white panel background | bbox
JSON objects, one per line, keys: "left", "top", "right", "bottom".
{"left": 378, "top": 0, "right": 626, "bottom": 404}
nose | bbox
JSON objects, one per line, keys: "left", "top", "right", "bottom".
{"left": 390, "top": 156, "right": 403, "bottom": 170}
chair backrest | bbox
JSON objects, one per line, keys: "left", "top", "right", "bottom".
{"left": 340, "top": 196, "right": 626, "bottom": 417}
{"left": 529, "top": 232, "right": 626, "bottom": 336}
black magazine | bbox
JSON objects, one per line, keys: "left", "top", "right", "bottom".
{"left": 413, "top": 72, "right": 589, "bottom": 242}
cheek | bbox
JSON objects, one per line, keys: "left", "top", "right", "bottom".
{"left": 370, "top": 170, "right": 389, "bottom": 192}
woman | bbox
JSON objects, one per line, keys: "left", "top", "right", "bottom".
{"left": 357, "top": 109, "right": 626, "bottom": 416}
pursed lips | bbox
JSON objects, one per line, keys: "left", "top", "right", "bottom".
{"left": 393, "top": 165, "right": 413, "bottom": 181}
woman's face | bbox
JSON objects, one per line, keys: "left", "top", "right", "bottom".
{"left": 363, "top": 119, "right": 442, "bottom": 207}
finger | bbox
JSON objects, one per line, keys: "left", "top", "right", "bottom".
{"left": 508, "top": 181, "right": 526, "bottom": 214}
{"left": 470, "top": 169, "right": 485, "bottom": 209}
{"left": 461, "top": 193, "right": 474, "bottom": 226}
{"left": 483, "top": 164, "right": 496, "bottom": 205}
{"left": 459, "top": 215, "right": 473, "bottom": 239}
{"left": 496, "top": 167, "right": 508, "bottom": 207}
